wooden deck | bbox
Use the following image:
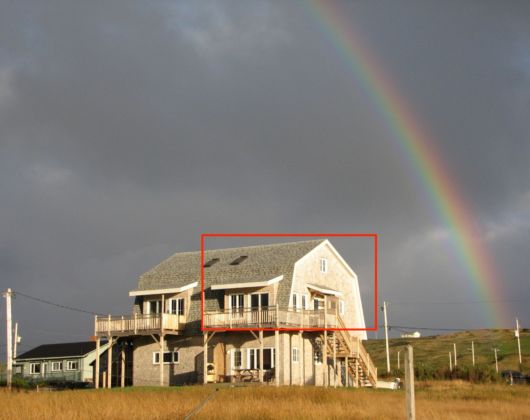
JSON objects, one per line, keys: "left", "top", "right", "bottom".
{"left": 203, "top": 306, "right": 339, "bottom": 329}
{"left": 94, "top": 313, "right": 184, "bottom": 337}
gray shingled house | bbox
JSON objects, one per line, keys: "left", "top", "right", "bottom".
{"left": 94, "top": 239, "right": 377, "bottom": 387}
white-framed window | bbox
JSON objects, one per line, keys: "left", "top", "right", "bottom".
{"left": 250, "top": 293, "right": 269, "bottom": 309}
{"left": 66, "top": 361, "right": 79, "bottom": 371}
{"left": 292, "top": 347, "right": 300, "bottom": 363}
{"left": 152, "top": 351, "right": 179, "bottom": 365}
{"left": 229, "top": 294, "right": 244, "bottom": 315}
{"left": 301, "top": 294, "right": 307, "bottom": 310}
{"left": 51, "top": 361, "right": 63, "bottom": 372}
{"left": 233, "top": 349, "right": 242, "bottom": 368}
{"left": 169, "top": 298, "right": 185, "bottom": 315}
{"left": 320, "top": 258, "right": 328, "bottom": 273}
{"left": 29, "top": 363, "right": 41, "bottom": 374}
{"left": 339, "top": 300, "right": 345, "bottom": 316}
{"left": 145, "top": 299, "right": 162, "bottom": 314}
{"left": 247, "top": 348, "right": 275, "bottom": 369}
{"left": 292, "top": 293, "right": 299, "bottom": 311}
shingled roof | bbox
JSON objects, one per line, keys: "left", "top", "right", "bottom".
{"left": 138, "top": 239, "right": 325, "bottom": 291}
{"left": 135, "top": 240, "right": 326, "bottom": 333}
{"left": 17, "top": 341, "right": 99, "bottom": 360}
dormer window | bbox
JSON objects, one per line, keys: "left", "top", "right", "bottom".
{"left": 230, "top": 255, "right": 248, "bottom": 265}
{"left": 320, "top": 258, "right": 328, "bottom": 273}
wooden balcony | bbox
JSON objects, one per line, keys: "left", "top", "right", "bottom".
{"left": 203, "top": 305, "right": 339, "bottom": 329}
{"left": 95, "top": 313, "right": 185, "bottom": 337}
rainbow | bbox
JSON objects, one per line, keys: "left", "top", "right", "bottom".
{"left": 304, "top": 0, "right": 509, "bottom": 327}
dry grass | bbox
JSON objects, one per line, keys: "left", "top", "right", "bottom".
{"left": 1, "top": 382, "right": 529, "bottom": 420}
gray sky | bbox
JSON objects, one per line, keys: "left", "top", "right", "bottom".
{"left": 1, "top": 0, "right": 529, "bottom": 353}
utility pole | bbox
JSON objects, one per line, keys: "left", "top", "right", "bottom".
{"left": 449, "top": 351, "right": 452, "bottom": 372}
{"left": 515, "top": 318, "right": 522, "bottom": 366}
{"left": 383, "top": 301, "right": 390, "bottom": 373}
{"left": 471, "top": 341, "right": 475, "bottom": 366}
{"left": 3, "top": 288, "right": 13, "bottom": 389}
{"left": 493, "top": 348, "right": 499, "bottom": 373}
{"left": 404, "top": 345, "right": 415, "bottom": 420}
{"left": 453, "top": 343, "right": 457, "bottom": 367}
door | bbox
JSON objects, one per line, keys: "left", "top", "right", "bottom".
{"left": 214, "top": 342, "right": 226, "bottom": 382}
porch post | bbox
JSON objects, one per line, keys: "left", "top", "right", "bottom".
{"left": 95, "top": 336, "right": 100, "bottom": 389}
{"left": 323, "top": 331, "right": 328, "bottom": 387}
{"left": 159, "top": 333, "right": 164, "bottom": 386}
{"left": 121, "top": 345, "right": 126, "bottom": 388}
{"left": 344, "top": 356, "right": 350, "bottom": 387}
{"left": 203, "top": 331, "right": 208, "bottom": 384}
{"left": 333, "top": 332, "right": 337, "bottom": 388}
{"left": 299, "top": 331, "right": 303, "bottom": 386}
{"left": 259, "top": 330, "right": 264, "bottom": 383}
{"left": 107, "top": 337, "right": 113, "bottom": 388}
{"left": 275, "top": 330, "right": 280, "bottom": 386}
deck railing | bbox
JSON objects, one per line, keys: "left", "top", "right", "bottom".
{"left": 203, "top": 305, "right": 338, "bottom": 329}
{"left": 95, "top": 313, "right": 184, "bottom": 336}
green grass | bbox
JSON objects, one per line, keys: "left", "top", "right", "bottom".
{"left": 364, "top": 329, "right": 530, "bottom": 378}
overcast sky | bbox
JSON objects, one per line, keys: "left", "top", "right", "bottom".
{"left": 1, "top": 1, "right": 529, "bottom": 353}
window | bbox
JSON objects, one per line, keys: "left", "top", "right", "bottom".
{"left": 169, "top": 298, "right": 185, "bottom": 315}
{"left": 66, "top": 361, "right": 79, "bottom": 371}
{"left": 152, "top": 351, "right": 179, "bottom": 364}
{"left": 251, "top": 293, "right": 269, "bottom": 309}
{"left": 147, "top": 300, "right": 161, "bottom": 314}
{"left": 320, "top": 258, "right": 328, "bottom": 273}
{"left": 292, "top": 293, "right": 298, "bottom": 310}
{"left": 233, "top": 349, "right": 242, "bottom": 368}
{"left": 204, "top": 258, "right": 219, "bottom": 267}
{"left": 314, "top": 349, "right": 323, "bottom": 364}
{"left": 292, "top": 347, "right": 300, "bottom": 363}
{"left": 314, "top": 298, "right": 324, "bottom": 310}
{"left": 247, "top": 348, "right": 275, "bottom": 369}
{"left": 51, "top": 361, "right": 63, "bottom": 372}
{"left": 339, "top": 300, "right": 345, "bottom": 316}
{"left": 230, "top": 255, "right": 248, "bottom": 265}
{"left": 30, "top": 363, "right": 41, "bottom": 374}
{"left": 230, "top": 294, "right": 244, "bottom": 315}
{"left": 301, "top": 295, "right": 307, "bottom": 310}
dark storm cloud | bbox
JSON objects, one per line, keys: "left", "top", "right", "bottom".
{"left": 0, "top": 0, "right": 529, "bottom": 349}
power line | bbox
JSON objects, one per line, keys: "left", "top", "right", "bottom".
{"left": 13, "top": 291, "right": 103, "bottom": 316}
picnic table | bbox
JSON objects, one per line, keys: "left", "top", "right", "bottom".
{"left": 232, "top": 368, "right": 260, "bottom": 383}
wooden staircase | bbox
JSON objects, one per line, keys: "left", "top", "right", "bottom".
{"left": 324, "top": 316, "right": 378, "bottom": 387}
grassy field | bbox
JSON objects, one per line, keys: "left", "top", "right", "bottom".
{"left": 0, "top": 381, "right": 529, "bottom": 419}
{"left": 364, "top": 329, "right": 530, "bottom": 376}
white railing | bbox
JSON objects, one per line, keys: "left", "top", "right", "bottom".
{"left": 95, "top": 313, "right": 184, "bottom": 336}
{"left": 203, "top": 306, "right": 338, "bottom": 329}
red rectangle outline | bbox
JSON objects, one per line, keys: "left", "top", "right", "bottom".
{"left": 201, "top": 233, "right": 378, "bottom": 332}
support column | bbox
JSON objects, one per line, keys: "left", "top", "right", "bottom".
{"left": 345, "top": 356, "right": 349, "bottom": 387}
{"left": 299, "top": 331, "right": 303, "bottom": 386}
{"left": 323, "top": 331, "right": 328, "bottom": 387}
{"left": 203, "top": 331, "right": 208, "bottom": 384}
{"left": 333, "top": 332, "right": 337, "bottom": 388}
{"left": 121, "top": 345, "right": 125, "bottom": 388}
{"left": 159, "top": 334, "right": 165, "bottom": 386}
{"left": 107, "top": 337, "right": 113, "bottom": 388}
{"left": 95, "top": 337, "right": 100, "bottom": 389}
{"left": 259, "top": 330, "right": 264, "bottom": 383}
{"left": 275, "top": 330, "right": 280, "bottom": 386}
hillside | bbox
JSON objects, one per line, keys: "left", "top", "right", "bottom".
{"left": 364, "top": 329, "right": 529, "bottom": 377}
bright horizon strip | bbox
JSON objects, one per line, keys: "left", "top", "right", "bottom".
{"left": 305, "top": 0, "right": 510, "bottom": 327}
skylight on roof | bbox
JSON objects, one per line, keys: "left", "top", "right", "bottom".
{"left": 203, "top": 258, "right": 220, "bottom": 268}
{"left": 230, "top": 255, "right": 248, "bottom": 265}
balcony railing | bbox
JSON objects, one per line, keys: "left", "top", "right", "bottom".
{"left": 95, "top": 313, "right": 184, "bottom": 336}
{"left": 203, "top": 305, "right": 339, "bottom": 329}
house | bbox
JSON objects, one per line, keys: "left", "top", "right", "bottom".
{"left": 14, "top": 341, "right": 110, "bottom": 384}
{"left": 93, "top": 239, "right": 377, "bottom": 387}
